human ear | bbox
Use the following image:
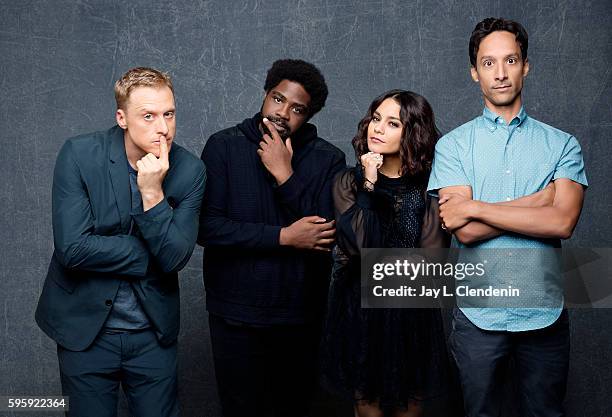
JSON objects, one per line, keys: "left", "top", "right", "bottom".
{"left": 116, "top": 109, "right": 127, "bottom": 129}
{"left": 470, "top": 66, "right": 479, "bottom": 82}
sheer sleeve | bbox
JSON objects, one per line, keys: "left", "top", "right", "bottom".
{"left": 333, "top": 168, "right": 391, "bottom": 257}
{"left": 418, "top": 194, "right": 451, "bottom": 248}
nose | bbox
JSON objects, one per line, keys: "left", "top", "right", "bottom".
{"left": 156, "top": 116, "right": 169, "bottom": 136}
{"left": 373, "top": 121, "right": 384, "bottom": 134}
{"left": 276, "top": 103, "right": 290, "bottom": 120}
{"left": 495, "top": 63, "right": 508, "bottom": 81}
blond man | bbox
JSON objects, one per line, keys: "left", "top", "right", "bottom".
{"left": 36, "top": 67, "right": 205, "bottom": 417}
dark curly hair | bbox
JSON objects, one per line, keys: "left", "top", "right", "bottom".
{"left": 264, "top": 59, "right": 328, "bottom": 117}
{"left": 469, "top": 17, "right": 528, "bottom": 67}
{"left": 352, "top": 89, "right": 440, "bottom": 180}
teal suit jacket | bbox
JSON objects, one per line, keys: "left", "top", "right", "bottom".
{"left": 35, "top": 125, "right": 205, "bottom": 351}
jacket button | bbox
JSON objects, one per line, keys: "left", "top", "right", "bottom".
{"left": 105, "top": 299, "right": 113, "bottom": 306}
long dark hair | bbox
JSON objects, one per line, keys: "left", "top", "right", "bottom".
{"left": 352, "top": 89, "right": 440, "bottom": 179}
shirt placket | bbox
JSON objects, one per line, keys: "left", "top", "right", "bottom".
{"left": 489, "top": 117, "right": 514, "bottom": 329}
{"left": 503, "top": 119, "right": 522, "bottom": 329}
{"left": 502, "top": 119, "right": 518, "bottom": 203}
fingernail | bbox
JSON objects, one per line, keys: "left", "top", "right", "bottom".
{"left": 263, "top": 117, "right": 269, "bottom": 122}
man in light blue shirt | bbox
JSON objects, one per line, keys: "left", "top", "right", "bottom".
{"left": 428, "top": 18, "right": 587, "bottom": 417}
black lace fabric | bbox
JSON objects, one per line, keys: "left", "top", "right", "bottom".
{"left": 320, "top": 167, "right": 453, "bottom": 411}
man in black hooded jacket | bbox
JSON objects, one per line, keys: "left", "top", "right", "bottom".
{"left": 198, "top": 59, "right": 346, "bottom": 417}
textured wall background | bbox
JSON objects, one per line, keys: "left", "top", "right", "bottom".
{"left": 1, "top": 0, "right": 610, "bottom": 416}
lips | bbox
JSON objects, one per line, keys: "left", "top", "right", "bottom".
{"left": 272, "top": 121, "right": 288, "bottom": 131}
{"left": 369, "top": 136, "right": 385, "bottom": 144}
{"left": 493, "top": 85, "right": 511, "bottom": 90}
{"left": 264, "top": 115, "right": 289, "bottom": 131}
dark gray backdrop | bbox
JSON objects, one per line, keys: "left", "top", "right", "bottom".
{"left": 1, "top": 0, "right": 610, "bottom": 416}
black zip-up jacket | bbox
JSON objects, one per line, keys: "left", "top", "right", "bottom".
{"left": 198, "top": 113, "right": 346, "bottom": 324}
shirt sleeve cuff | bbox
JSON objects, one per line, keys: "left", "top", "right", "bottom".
{"left": 552, "top": 172, "right": 589, "bottom": 188}
{"left": 263, "top": 225, "right": 282, "bottom": 247}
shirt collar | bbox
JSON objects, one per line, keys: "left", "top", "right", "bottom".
{"left": 482, "top": 106, "right": 528, "bottom": 127}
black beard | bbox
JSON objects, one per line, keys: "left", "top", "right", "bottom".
{"left": 262, "top": 114, "right": 291, "bottom": 139}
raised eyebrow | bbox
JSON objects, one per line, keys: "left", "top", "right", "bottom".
{"left": 139, "top": 108, "right": 176, "bottom": 114}
{"left": 481, "top": 53, "right": 519, "bottom": 61}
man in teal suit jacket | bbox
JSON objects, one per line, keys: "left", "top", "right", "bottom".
{"left": 35, "top": 67, "right": 205, "bottom": 417}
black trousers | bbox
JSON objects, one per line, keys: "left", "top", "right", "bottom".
{"left": 57, "top": 329, "right": 179, "bottom": 417}
{"left": 450, "top": 308, "right": 570, "bottom": 417}
{"left": 208, "top": 314, "right": 320, "bottom": 417}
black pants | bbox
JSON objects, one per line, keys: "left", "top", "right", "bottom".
{"left": 450, "top": 308, "right": 570, "bottom": 417}
{"left": 57, "top": 329, "right": 179, "bottom": 417}
{"left": 208, "top": 314, "right": 320, "bottom": 417}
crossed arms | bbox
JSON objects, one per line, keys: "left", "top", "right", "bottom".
{"left": 438, "top": 178, "right": 585, "bottom": 245}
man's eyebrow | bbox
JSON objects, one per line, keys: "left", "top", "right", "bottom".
{"left": 480, "top": 53, "right": 520, "bottom": 61}
{"left": 135, "top": 106, "right": 176, "bottom": 113}
{"left": 271, "top": 90, "right": 308, "bottom": 108}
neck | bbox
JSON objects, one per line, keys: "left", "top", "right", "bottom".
{"left": 485, "top": 95, "right": 522, "bottom": 125}
{"left": 379, "top": 154, "right": 402, "bottom": 178}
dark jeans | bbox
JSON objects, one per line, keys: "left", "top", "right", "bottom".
{"left": 450, "top": 308, "right": 570, "bottom": 417}
{"left": 57, "top": 329, "right": 179, "bottom": 417}
{"left": 208, "top": 314, "right": 320, "bottom": 417}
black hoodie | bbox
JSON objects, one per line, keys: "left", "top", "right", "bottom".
{"left": 198, "top": 114, "right": 346, "bottom": 325}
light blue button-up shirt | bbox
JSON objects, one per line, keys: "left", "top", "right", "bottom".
{"left": 427, "top": 106, "right": 588, "bottom": 331}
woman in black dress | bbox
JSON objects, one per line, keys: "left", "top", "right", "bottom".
{"left": 321, "top": 90, "right": 452, "bottom": 417}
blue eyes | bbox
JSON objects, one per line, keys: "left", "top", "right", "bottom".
{"left": 144, "top": 112, "right": 174, "bottom": 121}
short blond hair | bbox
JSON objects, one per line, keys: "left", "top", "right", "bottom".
{"left": 114, "top": 67, "right": 174, "bottom": 109}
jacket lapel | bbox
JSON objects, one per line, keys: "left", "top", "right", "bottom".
{"left": 108, "top": 126, "right": 132, "bottom": 233}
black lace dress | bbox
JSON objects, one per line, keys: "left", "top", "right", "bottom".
{"left": 320, "top": 167, "right": 452, "bottom": 411}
